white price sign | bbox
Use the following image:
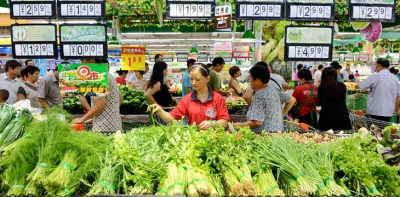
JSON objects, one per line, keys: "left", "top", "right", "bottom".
{"left": 288, "top": 5, "right": 333, "bottom": 20}
{"left": 288, "top": 46, "right": 329, "bottom": 59}
{"left": 62, "top": 44, "right": 105, "bottom": 58}
{"left": 236, "top": 0, "right": 284, "bottom": 20}
{"left": 349, "top": 0, "right": 395, "bottom": 22}
{"left": 11, "top": 2, "right": 55, "bottom": 19}
{"left": 167, "top": 0, "right": 215, "bottom": 19}
{"left": 14, "top": 44, "right": 55, "bottom": 57}
{"left": 58, "top": 1, "right": 104, "bottom": 18}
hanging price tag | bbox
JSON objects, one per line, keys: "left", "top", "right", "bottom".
{"left": 121, "top": 46, "right": 146, "bottom": 70}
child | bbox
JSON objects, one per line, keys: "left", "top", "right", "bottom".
{"left": 348, "top": 74, "right": 359, "bottom": 83}
{"left": 116, "top": 69, "right": 129, "bottom": 85}
{"left": 354, "top": 70, "right": 360, "bottom": 77}
{"left": 132, "top": 70, "right": 147, "bottom": 91}
{"left": 0, "top": 89, "right": 9, "bottom": 104}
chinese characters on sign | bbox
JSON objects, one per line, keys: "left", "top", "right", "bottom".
{"left": 214, "top": 5, "right": 232, "bottom": 31}
{"left": 121, "top": 46, "right": 146, "bottom": 70}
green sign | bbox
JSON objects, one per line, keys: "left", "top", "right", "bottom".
{"left": 12, "top": 25, "right": 56, "bottom": 42}
{"left": 58, "top": 63, "right": 109, "bottom": 96}
{"left": 286, "top": 27, "right": 332, "bottom": 44}
{"left": 60, "top": 25, "right": 106, "bottom": 42}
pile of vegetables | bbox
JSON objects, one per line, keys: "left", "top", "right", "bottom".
{"left": 0, "top": 110, "right": 399, "bottom": 196}
{"left": 226, "top": 99, "right": 247, "bottom": 114}
{"left": 118, "top": 85, "right": 149, "bottom": 114}
{"left": 372, "top": 124, "right": 400, "bottom": 167}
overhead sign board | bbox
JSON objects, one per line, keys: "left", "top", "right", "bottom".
{"left": 177, "top": 53, "right": 188, "bottom": 62}
{"left": 58, "top": 0, "right": 105, "bottom": 19}
{"left": 284, "top": 26, "right": 333, "bottom": 61}
{"left": 10, "top": 0, "right": 56, "bottom": 19}
{"left": 197, "top": 53, "right": 208, "bottom": 62}
{"left": 11, "top": 24, "right": 57, "bottom": 59}
{"left": 236, "top": 0, "right": 285, "bottom": 20}
{"left": 163, "top": 54, "right": 174, "bottom": 62}
{"left": 214, "top": 5, "right": 231, "bottom": 31}
{"left": 59, "top": 24, "right": 107, "bottom": 59}
{"left": 232, "top": 45, "right": 250, "bottom": 58}
{"left": 349, "top": 0, "right": 395, "bottom": 22}
{"left": 166, "top": 0, "right": 215, "bottom": 20}
{"left": 286, "top": 0, "right": 334, "bottom": 21}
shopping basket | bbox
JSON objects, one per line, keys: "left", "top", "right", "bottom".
{"left": 229, "top": 108, "right": 248, "bottom": 123}
{"left": 346, "top": 93, "right": 368, "bottom": 111}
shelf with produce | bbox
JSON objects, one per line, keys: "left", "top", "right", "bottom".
{"left": 0, "top": 109, "right": 399, "bottom": 196}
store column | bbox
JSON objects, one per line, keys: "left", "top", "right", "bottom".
{"left": 254, "top": 21, "right": 262, "bottom": 62}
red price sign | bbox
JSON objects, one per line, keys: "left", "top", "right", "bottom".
{"left": 121, "top": 46, "right": 146, "bottom": 70}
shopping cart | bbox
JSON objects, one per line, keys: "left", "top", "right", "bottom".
{"left": 229, "top": 107, "right": 248, "bottom": 122}
{"left": 283, "top": 120, "right": 353, "bottom": 138}
{"left": 348, "top": 110, "right": 394, "bottom": 130}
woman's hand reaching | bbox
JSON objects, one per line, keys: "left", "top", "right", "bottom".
{"left": 147, "top": 104, "right": 163, "bottom": 114}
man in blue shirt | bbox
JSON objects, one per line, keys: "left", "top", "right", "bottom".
{"left": 182, "top": 59, "right": 196, "bottom": 96}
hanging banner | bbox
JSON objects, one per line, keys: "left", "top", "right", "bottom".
{"left": 58, "top": 63, "right": 109, "bottom": 96}
{"left": 121, "top": 46, "right": 146, "bottom": 70}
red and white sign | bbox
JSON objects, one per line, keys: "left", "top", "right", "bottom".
{"left": 358, "top": 53, "right": 369, "bottom": 62}
{"left": 232, "top": 44, "right": 250, "bottom": 58}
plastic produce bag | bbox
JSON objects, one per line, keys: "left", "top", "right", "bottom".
{"left": 12, "top": 99, "right": 43, "bottom": 115}
{"left": 226, "top": 92, "right": 235, "bottom": 102}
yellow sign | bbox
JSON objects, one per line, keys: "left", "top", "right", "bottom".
{"left": 121, "top": 46, "right": 146, "bottom": 70}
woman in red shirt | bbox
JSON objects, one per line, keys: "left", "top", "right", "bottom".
{"left": 292, "top": 69, "right": 318, "bottom": 128}
{"left": 116, "top": 69, "right": 128, "bottom": 85}
{"left": 150, "top": 64, "right": 229, "bottom": 130}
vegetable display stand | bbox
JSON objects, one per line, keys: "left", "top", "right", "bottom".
{"left": 81, "top": 115, "right": 149, "bottom": 135}
{"left": 120, "top": 104, "right": 148, "bottom": 115}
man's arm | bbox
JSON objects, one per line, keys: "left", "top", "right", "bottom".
{"left": 234, "top": 120, "right": 263, "bottom": 129}
{"left": 38, "top": 97, "right": 50, "bottom": 110}
{"left": 38, "top": 80, "right": 50, "bottom": 110}
{"left": 283, "top": 97, "right": 296, "bottom": 116}
{"left": 282, "top": 83, "right": 292, "bottom": 91}
{"left": 120, "top": 95, "right": 123, "bottom": 105}
{"left": 213, "top": 88, "right": 231, "bottom": 96}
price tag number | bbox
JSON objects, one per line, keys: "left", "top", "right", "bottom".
{"left": 233, "top": 52, "right": 248, "bottom": 58}
{"left": 169, "top": 3, "right": 212, "bottom": 17}
{"left": 125, "top": 56, "right": 143, "bottom": 66}
{"left": 288, "top": 46, "right": 329, "bottom": 59}
{"left": 14, "top": 43, "right": 54, "bottom": 57}
{"left": 352, "top": 6, "right": 392, "bottom": 20}
{"left": 62, "top": 44, "right": 104, "bottom": 57}
{"left": 238, "top": 4, "right": 281, "bottom": 18}
{"left": 289, "top": 5, "right": 331, "bottom": 19}
{"left": 12, "top": 3, "right": 53, "bottom": 17}
{"left": 60, "top": 3, "right": 102, "bottom": 17}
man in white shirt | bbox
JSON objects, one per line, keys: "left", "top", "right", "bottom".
{"left": 356, "top": 58, "right": 400, "bottom": 122}
{"left": 313, "top": 64, "right": 324, "bottom": 86}
{"left": 341, "top": 64, "right": 353, "bottom": 82}
{"left": 0, "top": 60, "right": 22, "bottom": 104}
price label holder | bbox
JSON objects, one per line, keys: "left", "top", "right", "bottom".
{"left": 232, "top": 45, "right": 250, "bottom": 58}
{"left": 166, "top": 0, "right": 215, "bottom": 20}
{"left": 163, "top": 54, "right": 174, "bottom": 62}
{"left": 197, "top": 53, "right": 209, "bottom": 62}
{"left": 177, "top": 53, "right": 188, "bottom": 62}
{"left": 286, "top": 0, "right": 334, "bottom": 21}
{"left": 121, "top": 46, "right": 146, "bottom": 70}
{"left": 58, "top": 0, "right": 105, "bottom": 19}
{"left": 284, "top": 26, "right": 333, "bottom": 61}
{"left": 59, "top": 24, "right": 107, "bottom": 59}
{"left": 11, "top": 24, "right": 57, "bottom": 59}
{"left": 236, "top": 0, "right": 285, "bottom": 20}
{"left": 349, "top": 0, "right": 395, "bottom": 22}
{"left": 222, "top": 54, "right": 232, "bottom": 62}
{"left": 10, "top": 0, "right": 56, "bottom": 19}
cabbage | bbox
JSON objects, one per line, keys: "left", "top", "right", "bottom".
{"left": 360, "top": 22, "right": 382, "bottom": 43}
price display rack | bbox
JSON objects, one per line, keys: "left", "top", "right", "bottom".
{"left": 166, "top": 0, "right": 215, "bottom": 20}
{"left": 197, "top": 53, "right": 209, "bottom": 62}
{"left": 286, "top": 0, "right": 334, "bottom": 21}
{"left": 11, "top": 24, "right": 58, "bottom": 59}
{"left": 177, "top": 53, "right": 189, "bottom": 62}
{"left": 236, "top": 0, "right": 285, "bottom": 20}
{"left": 10, "top": 0, "right": 56, "bottom": 19}
{"left": 163, "top": 54, "right": 174, "bottom": 62}
{"left": 349, "top": 0, "right": 395, "bottom": 22}
{"left": 59, "top": 24, "right": 108, "bottom": 59}
{"left": 284, "top": 26, "right": 333, "bottom": 61}
{"left": 58, "top": 0, "right": 105, "bottom": 19}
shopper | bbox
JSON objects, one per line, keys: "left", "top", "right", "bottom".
{"left": 0, "top": 60, "right": 22, "bottom": 104}
{"left": 25, "top": 59, "right": 34, "bottom": 67}
{"left": 79, "top": 59, "right": 97, "bottom": 114}
{"left": 233, "top": 62, "right": 296, "bottom": 133}
{"left": 333, "top": 64, "right": 344, "bottom": 82}
{"left": 355, "top": 58, "right": 400, "bottom": 122}
{"left": 17, "top": 66, "right": 41, "bottom": 108}
{"left": 150, "top": 64, "right": 229, "bottom": 130}
{"left": 348, "top": 74, "right": 359, "bottom": 83}
{"left": 72, "top": 59, "right": 123, "bottom": 132}
{"left": 313, "top": 64, "right": 324, "bottom": 86}
{"left": 354, "top": 70, "right": 360, "bottom": 77}
{"left": 143, "top": 62, "right": 151, "bottom": 81}
{"left": 0, "top": 89, "right": 9, "bottom": 104}
{"left": 20, "top": 68, "right": 27, "bottom": 82}
{"left": 292, "top": 69, "right": 318, "bottom": 128}
{"left": 182, "top": 59, "right": 196, "bottom": 96}
{"left": 155, "top": 54, "right": 164, "bottom": 62}
{"left": 244, "top": 62, "right": 292, "bottom": 105}
{"left": 132, "top": 70, "right": 147, "bottom": 91}
{"left": 342, "top": 64, "right": 353, "bottom": 82}
{"left": 208, "top": 57, "right": 232, "bottom": 96}
{"left": 317, "top": 67, "right": 351, "bottom": 131}
{"left": 294, "top": 64, "right": 304, "bottom": 81}
{"left": 38, "top": 66, "right": 62, "bottom": 110}
{"left": 116, "top": 69, "right": 128, "bottom": 85}
{"left": 228, "top": 66, "right": 243, "bottom": 97}
{"left": 126, "top": 70, "right": 137, "bottom": 87}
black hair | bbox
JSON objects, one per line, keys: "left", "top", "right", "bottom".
{"left": 390, "top": 67, "right": 396, "bottom": 73}
{"left": 349, "top": 74, "right": 355, "bottom": 80}
{"left": 136, "top": 70, "right": 144, "bottom": 75}
{"left": 155, "top": 54, "right": 162, "bottom": 61}
{"left": 117, "top": 69, "right": 129, "bottom": 76}
{"left": 0, "top": 89, "right": 9, "bottom": 102}
{"left": 229, "top": 66, "right": 241, "bottom": 77}
{"left": 148, "top": 61, "right": 168, "bottom": 89}
{"left": 187, "top": 59, "right": 196, "bottom": 68}
{"left": 212, "top": 57, "right": 225, "bottom": 67}
{"left": 25, "top": 59, "right": 33, "bottom": 66}
{"left": 332, "top": 64, "right": 342, "bottom": 70}
{"left": 22, "top": 66, "right": 40, "bottom": 78}
{"left": 206, "top": 63, "right": 212, "bottom": 68}
{"left": 190, "top": 63, "right": 210, "bottom": 77}
{"left": 297, "top": 69, "right": 313, "bottom": 81}
{"left": 396, "top": 69, "right": 399, "bottom": 75}
{"left": 356, "top": 70, "right": 358, "bottom": 72}
{"left": 20, "top": 68, "right": 27, "bottom": 79}
{"left": 318, "top": 64, "right": 324, "bottom": 70}
{"left": 5, "top": 60, "right": 21, "bottom": 72}
{"left": 321, "top": 67, "right": 339, "bottom": 99}
{"left": 145, "top": 62, "right": 149, "bottom": 66}
{"left": 250, "top": 62, "right": 270, "bottom": 84}
{"left": 296, "top": 64, "right": 304, "bottom": 71}
{"left": 331, "top": 61, "right": 340, "bottom": 67}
